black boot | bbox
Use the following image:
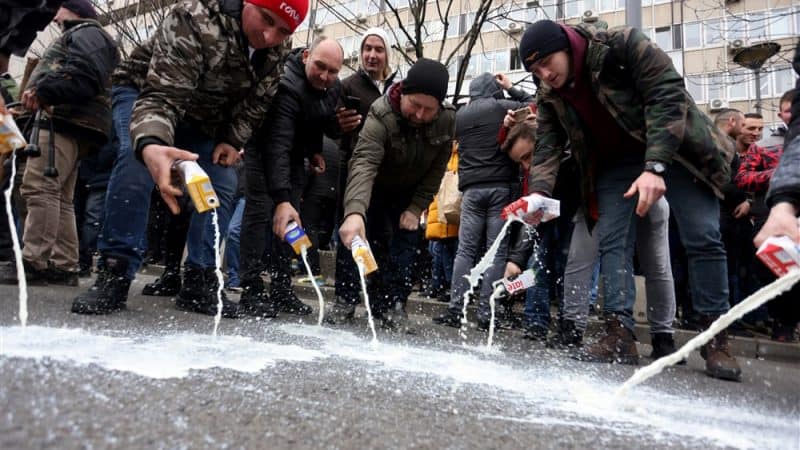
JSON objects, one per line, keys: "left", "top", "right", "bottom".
{"left": 650, "top": 332, "right": 686, "bottom": 365}
{"left": 432, "top": 310, "right": 463, "bottom": 328}
{"left": 142, "top": 265, "right": 181, "bottom": 296}
{"left": 382, "top": 302, "right": 414, "bottom": 334}
{"left": 71, "top": 256, "right": 131, "bottom": 314}
{"left": 323, "top": 299, "right": 356, "bottom": 325}
{"left": 546, "top": 319, "right": 583, "bottom": 350}
{"left": 239, "top": 277, "right": 278, "bottom": 318}
{"left": 175, "top": 265, "right": 241, "bottom": 318}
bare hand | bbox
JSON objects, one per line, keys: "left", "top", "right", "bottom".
{"left": 21, "top": 89, "right": 41, "bottom": 112}
{"left": 311, "top": 153, "right": 326, "bottom": 174}
{"left": 732, "top": 200, "right": 751, "bottom": 219}
{"left": 273, "top": 201, "right": 301, "bottom": 238}
{"left": 336, "top": 107, "right": 361, "bottom": 133}
{"left": 399, "top": 210, "right": 419, "bottom": 231}
{"left": 624, "top": 171, "right": 666, "bottom": 217}
{"left": 142, "top": 144, "right": 199, "bottom": 214}
{"left": 753, "top": 202, "right": 800, "bottom": 248}
{"left": 212, "top": 142, "right": 241, "bottom": 167}
{"left": 495, "top": 72, "right": 513, "bottom": 90}
{"left": 339, "top": 214, "right": 366, "bottom": 249}
{"left": 504, "top": 262, "right": 522, "bottom": 279}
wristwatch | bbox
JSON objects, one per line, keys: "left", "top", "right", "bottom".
{"left": 644, "top": 161, "right": 667, "bottom": 176}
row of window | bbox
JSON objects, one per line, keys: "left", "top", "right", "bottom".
{"left": 685, "top": 66, "right": 796, "bottom": 104}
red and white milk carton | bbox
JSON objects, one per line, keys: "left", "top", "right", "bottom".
{"left": 756, "top": 235, "right": 800, "bottom": 277}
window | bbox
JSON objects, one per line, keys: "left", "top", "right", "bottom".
{"left": 495, "top": 50, "right": 510, "bottom": 73}
{"left": 616, "top": 0, "right": 625, "bottom": 9}
{"left": 541, "top": 0, "right": 558, "bottom": 19}
{"left": 727, "top": 15, "right": 747, "bottom": 42}
{"left": 707, "top": 73, "right": 724, "bottom": 101}
{"left": 599, "top": 0, "right": 616, "bottom": 12}
{"left": 423, "top": 21, "right": 444, "bottom": 41}
{"left": 655, "top": 26, "right": 672, "bottom": 51}
{"left": 727, "top": 70, "right": 749, "bottom": 101}
{"left": 704, "top": 19, "right": 723, "bottom": 46}
{"left": 668, "top": 51, "right": 683, "bottom": 76}
{"left": 774, "top": 66, "right": 795, "bottom": 97}
{"left": 748, "top": 12, "right": 768, "bottom": 42}
{"left": 685, "top": 75, "right": 705, "bottom": 103}
{"left": 448, "top": 59, "right": 459, "bottom": 80}
{"left": 758, "top": 69, "right": 772, "bottom": 98}
{"left": 510, "top": 48, "right": 521, "bottom": 71}
{"left": 770, "top": 9, "right": 792, "bottom": 38}
{"left": 466, "top": 55, "right": 478, "bottom": 78}
{"left": 446, "top": 16, "right": 460, "bottom": 38}
{"left": 339, "top": 36, "right": 355, "bottom": 56}
{"left": 672, "top": 24, "right": 682, "bottom": 50}
{"left": 683, "top": 22, "right": 701, "bottom": 48}
{"left": 566, "top": 0, "right": 580, "bottom": 18}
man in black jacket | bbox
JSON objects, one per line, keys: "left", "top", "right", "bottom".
{"left": 432, "top": 71, "right": 532, "bottom": 331}
{"left": 5, "top": 0, "right": 118, "bottom": 285}
{"left": 237, "top": 36, "right": 343, "bottom": 317}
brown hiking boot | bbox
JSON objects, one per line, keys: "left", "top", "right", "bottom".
{"left": 700, "top": 315, "right": 742, "bottom": 382}
{"left": 574, "top": 314, "right": 638, "bottom": 365}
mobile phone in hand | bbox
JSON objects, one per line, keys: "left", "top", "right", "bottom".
{"left": 344, "top": 96, "right": 361, "bottom": 111}
{"left": 513, "top": 106, "right": 531, "bottom": 122}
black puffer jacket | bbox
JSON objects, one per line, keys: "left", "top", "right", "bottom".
{"left": 263, "top": 48, "right": 342, "bottom": 204}
{"left": 456, "top": 73, "right": 533, "bottom": 192}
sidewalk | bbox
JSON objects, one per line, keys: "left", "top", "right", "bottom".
{"left": 290, "top": 277, "right": 800, "bottom": 363}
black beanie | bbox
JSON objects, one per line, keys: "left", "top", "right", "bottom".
{"left": 518, "top": 20, "right": 569, "bottom": 71}
{"left": 401, "top": 58, "right": 449, "bottom": 103}
{"left": 62, "top": 0, "right": 98, "bottom": 20}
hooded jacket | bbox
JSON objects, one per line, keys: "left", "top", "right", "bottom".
{"left": 456, "top": 73, "right": 533, "bottom": 192}
{"left": 766, "top": 42, "right": 800, "bottom": 209}
{"left": 118, "top": 0, "right": 290, "bottom": 159}
{"left": 531, "top": 24, "right": 734, "bottom": 212}
{"left": 262, "top": 47, "right": 342, "bottom": 204}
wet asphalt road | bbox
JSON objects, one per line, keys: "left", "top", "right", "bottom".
{"left": 1, "top": 272, "right": 799, "bottom": 450}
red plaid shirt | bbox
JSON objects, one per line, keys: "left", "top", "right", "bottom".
{"left": 735, "top": 142, "right": 783, "bottom": 194}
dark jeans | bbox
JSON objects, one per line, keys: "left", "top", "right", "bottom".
{"left": 447, "top": 187, "right": 512, "bottom": 321}
{"left": 524, "top": 216, "right": 569, "bottom": 330}
{"left": 268, "top": 165, "right": 308, "bottom": 296}
{"left": 301, "top": 193, "right": 336, "bottom": 275}
{"left": 74, "top": 185, "right": 106, "bottom": 270}
{"left": 429, "top": 238, "right": 458, "bottom": 291}
{"left": 98, "top": 86, "right": 236, "bottom": 278}
{"left": 239, "top": 148, "right": 273, "bottom": 284}
{"left": 597, "top": 160, "right": 729, "bottom": 330}
{"left": 334, "top": 192, "right": 421, "bottom": 314}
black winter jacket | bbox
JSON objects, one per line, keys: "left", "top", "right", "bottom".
{"left": 262, "top": 48, "right": 342, "bottom": 204}
{"left": 767, "top": 41, "right": 800, "bottom": 209}
{"left": 338, "top": 68, "right": 397, "bottom": 159}
{"left": 456, "top": 73, "right": 533, "bottom": 192}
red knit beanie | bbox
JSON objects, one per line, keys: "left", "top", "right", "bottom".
{"left": 245, "top": 0, "right": 309, "bottom": 32}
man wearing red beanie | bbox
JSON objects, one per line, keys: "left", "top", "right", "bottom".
{"left": 71, "top": 0, "right": 308, "bottom": 318}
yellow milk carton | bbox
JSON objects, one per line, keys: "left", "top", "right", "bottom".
{"left": 284, "top": 221, "right": 312, "bottom": 255}
{"left": 351, "top": 235, "right": 378, "bottom": 275}
{"left": 174, "top": 160, "right": 219, "bottom": 212}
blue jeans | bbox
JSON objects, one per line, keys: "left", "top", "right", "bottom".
{"left": 597, "top": 160, "right": 728, "bottom": 330}
{"left": 224, "top": 197, "right": 245, "bottom": 287}
{"left": 98, "top": 86, "right": 236, "bottom": 278}
{"left": 78, "top": 187, "right": 106, "bottom": 270}
{"left": 429, "top": 238, "right": 457, "bottom": 291}
{"left": 448, "top": 187, "right": 512, "bottom": 321}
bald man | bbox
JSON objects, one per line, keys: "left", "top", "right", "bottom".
{"left": 238, "top": 36, "right": 345, "bottom": 318}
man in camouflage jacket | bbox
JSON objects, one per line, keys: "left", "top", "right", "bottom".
{"left": 71, "top": 0, "right": 307, "bottom": 318}
{"left": 515, "top": 20, "right": 740, "bottom": 381}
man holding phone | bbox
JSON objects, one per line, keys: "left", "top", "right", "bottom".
{"left": 432, "top": 71, "right": 533, "bottom": 331}
{"left": 327, "top": 27, "right": 398, "bottom": 322}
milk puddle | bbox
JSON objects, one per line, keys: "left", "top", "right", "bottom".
{"left": 1, "top": 324, "right": 796, "bottom": 449}
{"left": 0, "top": 326, "right": 324, "bottom": 379}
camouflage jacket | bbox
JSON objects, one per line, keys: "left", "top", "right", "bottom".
{"left": 121, "top": 0, "right": 290, "bottom": 154}
{"left": 27, "top": 19, "right": 118, "bottom": 144}
{"left": 531, "top": 25, "right": 734, "bottom": 206}
{"left": 343, "top": 83, "right": 456, "bottom": 219}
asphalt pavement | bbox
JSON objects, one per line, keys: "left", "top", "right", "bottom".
{"left": 1, "top": 272, "right": 799, "bottom": 450}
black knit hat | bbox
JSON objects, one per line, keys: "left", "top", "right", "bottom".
{"left": 62, "top": 0, "right": 98, "bottom": 20}
{"left": 402, "top": 58, "right": 449, "bottom": 103}
{"left": 518, "top": 20, "right": 569, "bottom": 71}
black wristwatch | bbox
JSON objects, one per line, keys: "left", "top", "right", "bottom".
{"left": 644, "top": 160, "right": 667, "bottom": 176}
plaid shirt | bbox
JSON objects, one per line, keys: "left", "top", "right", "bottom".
{"left": 735, "top": 142, "right": 784, "bottom": 194}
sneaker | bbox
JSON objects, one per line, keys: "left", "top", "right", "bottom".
{"left": 47, "top": 267, "right": 79, "bottom": 286}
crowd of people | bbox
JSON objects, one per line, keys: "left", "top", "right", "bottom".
{"left": 0, "top": 0, "right": 799, "bottom": 385}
